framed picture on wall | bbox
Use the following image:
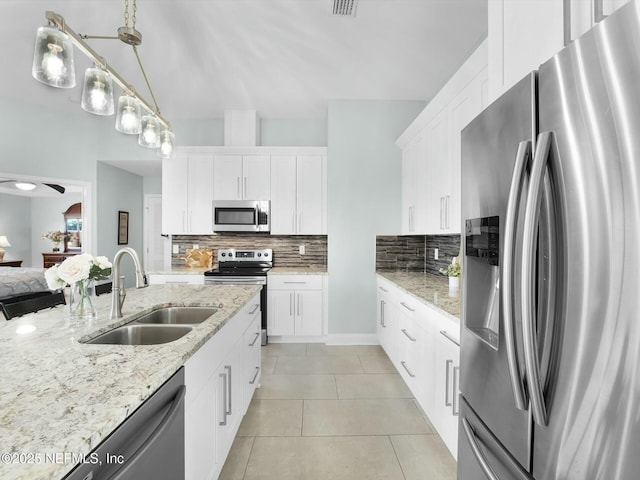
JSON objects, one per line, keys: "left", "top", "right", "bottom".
{"left": 118, "top": 211, "right": 129, "bottom": 245}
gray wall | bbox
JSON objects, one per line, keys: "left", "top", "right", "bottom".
{"left": 327, "top": 100, "right": 425, "bottom": 336}
{"left": 96, "top": 163, "right": 144, "bottom": 287}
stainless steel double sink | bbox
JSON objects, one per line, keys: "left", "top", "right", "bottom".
{"left": 83, "top": 306, "right": 217, "bottom": 345}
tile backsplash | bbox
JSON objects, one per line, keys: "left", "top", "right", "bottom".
{"left": 172, "top": 234, "right": 327, "bottom": 268}
{"left": 376, "top": 234, "right": 461, "bottom": 275}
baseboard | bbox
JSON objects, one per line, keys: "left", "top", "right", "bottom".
{"left": 325, "top": 333, "right": 379, "bottom": 346}
{"left": 266, "top": 334, "right": 380, "bottom": 345}
{"left": 267, "top": 336, "right": 326, "bottom": 344}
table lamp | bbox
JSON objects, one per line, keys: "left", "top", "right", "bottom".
{"left": 0, "top": 236, "right": 11, "bottom": 261}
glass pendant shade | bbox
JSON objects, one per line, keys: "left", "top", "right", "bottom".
{"left": 32, "top": 26, "right": 76, "bottom": 88}
{"left": 159, "top": 129, "right": 176, "bottom": 158}
{"left": 115, "top": 95, "right": 142, "bottom": 134}
{"left": 81, "top": 67, "right": 115, "bottom": 116}
{"left": 138, "top": 115, "right": 160, "bottom": 148}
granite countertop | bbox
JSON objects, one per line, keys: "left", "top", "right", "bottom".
{"left": 376, "top": 271, "right": 461, "bottom": 322}
{"left": 0, "top": 284, "right": 260, "bottom": 480}
{"left": 268, "top": 266, "right": 328, "bottom": 275}
{"left": 147, "top": 265, "right": 211, "bottom": 275}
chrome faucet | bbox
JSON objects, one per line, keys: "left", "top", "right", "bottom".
{"left": 110, "top": 247, "right": 148, "bottom": 319}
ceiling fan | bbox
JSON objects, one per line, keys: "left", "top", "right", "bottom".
{"left": 0, "top": 180, "right": 66, "bottom": 194}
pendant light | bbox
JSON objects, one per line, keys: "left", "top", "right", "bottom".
{"left": 115, "top": 95, "right": 142, "bottom": 134}
{"left": 32, "top": 26, "right": 75, "bottom": 88}
{"left": 139, "top": 115, "right": 160, "bottom": 148}
{"left": 159, "top": 129, "right": 176, "bottom": 158}
{"left": 31, "top": 3, "right": 174, "bottom": 151}
{"left": 81, "top": 67, "right": 115, "bottom": 116}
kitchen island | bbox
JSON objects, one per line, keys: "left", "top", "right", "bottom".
{"left": 0, "top": 284, "right": 260, "bottom": 480}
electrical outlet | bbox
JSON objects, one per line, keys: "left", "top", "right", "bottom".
{"left": 434, "top": 248, "right": 439, "bottom": 260}
{"left": 299, "top": 245, "right": 306, "bottom": 255}
{"left": 172, "top": 245, "right": 179, "bottom": 254}
{"left": 193, "top": 244, "right": 199, "bottom": 250}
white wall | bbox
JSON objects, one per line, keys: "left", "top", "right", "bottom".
{"left": 97, "top": 163, "right": 144, "bottom": 288}
{"left": 31, "top": 194, "right": 82, "bottom": 267}
{"left": 0, "top": 193, "right": 30, "bottom": 265}
{"left": 326, "top": 100, "right": 425, "bottom": 339}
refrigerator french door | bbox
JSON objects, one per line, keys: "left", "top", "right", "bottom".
{"left": 459, "top": 2, "right": 640, "bottom": 479}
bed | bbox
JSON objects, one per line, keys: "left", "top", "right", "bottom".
{"left": 0, "top": 267, "right": 65, "bottom": 320}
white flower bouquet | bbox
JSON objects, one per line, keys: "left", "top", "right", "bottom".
{"left": 45, "top": 254, "right": 112, "bottom": 289}
{"left": 45, "top": 254, "right": 112, "bottom": 318}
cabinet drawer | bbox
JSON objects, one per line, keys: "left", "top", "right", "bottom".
{"left": 268, "top": 274, "right": 323, "bottom": 290}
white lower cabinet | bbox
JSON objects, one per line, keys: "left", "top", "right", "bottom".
{"left": 432, "top": 326, "right": 460, "bottom": 459}
{"left": 267, "top": 275, "right": 325, "bottom": 338}
{"left": 184, "top": 293, "right": 261, "bottom": 480}
{"left": 376, "top": 279, "right": 398, "bottom": 360}
{"left": 376, "top": 275, "right": 460, "bottom": 459}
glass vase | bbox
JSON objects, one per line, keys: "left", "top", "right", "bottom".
{"left": 69, "top": 279, "right": 97, "bottom": 319}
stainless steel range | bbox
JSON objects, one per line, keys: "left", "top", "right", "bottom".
{"left": 204, "top": 248, "right": 272, "bottom": 345}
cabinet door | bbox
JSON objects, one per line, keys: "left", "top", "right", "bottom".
{"left": 187, "top": 153, "right": 214, "bottom": 233}
{"left": 162, "top": 154, "right": 189, "bottom": 234}
{"left": 446, "top": 68, "right": 486, "bottom": 234}
{"left": 216, "top": 338, "right": 244, "bottom": 465}
{"left": 433, "top": 329, "right": 460, "bottom": 458}
{"left": 376, "top": 284, "right": 398, "bottom": 363}
{"left": 489, "top": 0, "right": 563, "bottom": 100}
{"left": 243, "top": 155, "right": 271, "bottom": 200}
{"left": 243, "top": 313, "right": 262, "bottom": 414}
{"left": 296, "top": 155, "right": 324, "bottom": 234}
{"left": 269, "top": 155, "right": 297, "bottom": 234}
{"left": 401, "top": 140, "right": 418, "bottom": 234}
{"left": 268, "top": 290, "right": 295, "bottom": 336}
{"left": 425, "top": 108, "right": 450, "bottom": 234}
{"left": 185, "top": 375, "right": 220, "bottom": 480}
{"left": 213, "top": 154, "right": 242, "bottom": 200}
{"left": 295, "top": 290, "right": 323, "bottom": 336}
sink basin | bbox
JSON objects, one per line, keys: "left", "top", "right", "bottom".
{"left": 133, "top": 306, "right": 217, "bottom": 325}
{"left": 84, "top": 325, "right": 194, "bottom": 345}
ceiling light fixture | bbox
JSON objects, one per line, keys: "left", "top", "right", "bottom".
{"left": 31, "top": 0, "right": 175, "bottom": 157}
{"left": 14, "top": 182, "right": 37, "bottom": 191}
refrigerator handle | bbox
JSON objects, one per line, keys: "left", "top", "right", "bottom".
{"left": 461, "top": 418, "right": 501, "bottom": 480}
{"left": 502, "top": 140, "right": 531, "bottom": 411}
{"left": 521, "top": 131, "right": 553, "bottom": 427}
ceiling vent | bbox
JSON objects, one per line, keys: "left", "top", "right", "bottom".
{"left": 332, "top": 0, "right": 358, "bottom": 17}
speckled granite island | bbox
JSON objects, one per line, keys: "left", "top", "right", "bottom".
{"left": 0, "top": 284, "right": 260, "bottom": 480}
{"left": 376, "top": 271, "right": 460, "bottom": 321}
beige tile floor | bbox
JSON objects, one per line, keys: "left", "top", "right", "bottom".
{"left": 220, "top": 343, "right": 457, "bottom": 480}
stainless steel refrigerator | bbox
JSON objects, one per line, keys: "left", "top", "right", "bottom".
{"left": 459, "top": 2, "right": 640, "bottom": 479}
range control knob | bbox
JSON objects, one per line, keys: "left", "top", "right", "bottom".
{"left": 264, "top": 252, "right": 269, "bottom": 257}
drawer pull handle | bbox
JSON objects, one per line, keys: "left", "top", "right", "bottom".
{"left": 400, "top": 361, "right": 416, "bottom": 378}
{"left": 440, "top": 330, "right": 460, "bottom": 347}
{"left": 283, "top": 281, "right": 307, "bottom": 284}
{"left": 249, "top": 332, "right": 260, "bottom": 346}
{"left": 249, "top": 366, "right": 261, "bottom": 385}
{"left": 249, "top": 304, "right": 260, "bottom": 315}
{"left": 400, "top": 302, "right": 415, "bottom": 312}
{"left": 379, "top": 286, "right": 389, "bottom": 292}
{"left": 401, "top": 328, "right": 416, "bottom": 342}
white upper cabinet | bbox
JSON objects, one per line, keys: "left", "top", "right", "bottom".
{"left": 162, "top": 152, "right": 214, "bottom": 234}
{"left": 489, "top": 0, "right": 630, "bottom": 102}
{"left": 397, "top": 40, "right": 488, "bottom": 235}
{"left": 162, "top": 146, "right": 326, "bottom": 235}
{"left": 270, "top": 154, "right": 326, "bottom": 234}
{"left": 213, "top": 154, "right": 270, "bottom": 200}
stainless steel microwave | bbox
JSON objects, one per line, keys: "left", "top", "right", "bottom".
{"left": 212, "top": 200, "right": 270, "bottom": 233}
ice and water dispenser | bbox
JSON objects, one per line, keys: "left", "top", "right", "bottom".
{"left": 464, "top": 216, "right": 500, "bottom": 349}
